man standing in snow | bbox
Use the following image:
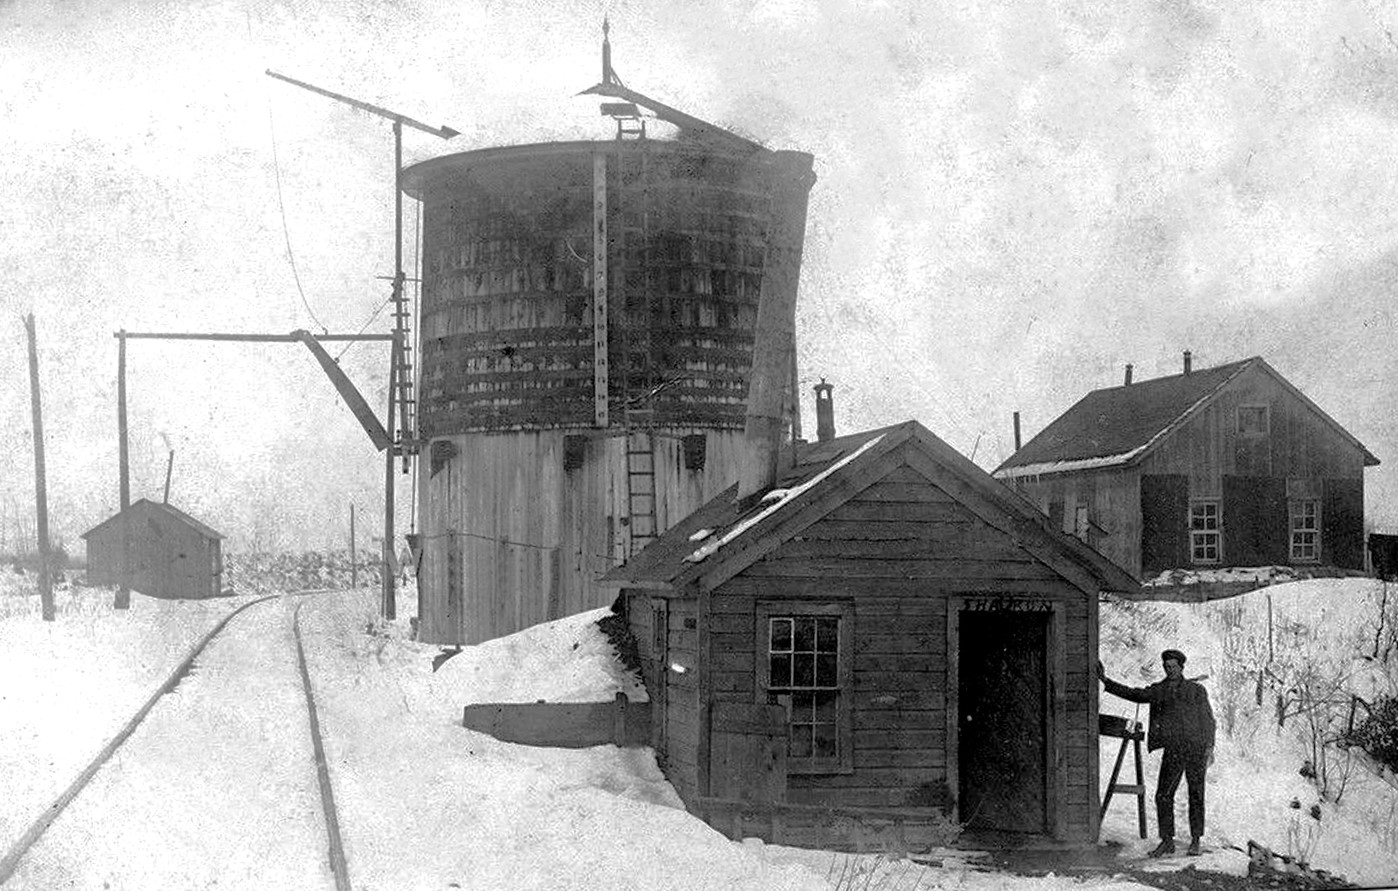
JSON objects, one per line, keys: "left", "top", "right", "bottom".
{"left": 1098, "top": 649, "right": 1216, "bottom": 857}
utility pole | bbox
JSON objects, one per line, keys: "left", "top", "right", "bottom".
{"left": 383, "top": 342, "right": 397, "bottom": 620}
{"left": 116, "top": 331, "right": 131, "bottom": 610}
{"left": 266, "top": 70, "right": 458, "bottom": 620}
{"left": 349, "top": 503, "right": 357, "bottom": 589}
{"left": 24, "top": 315, "right": 55, "bottom": 621}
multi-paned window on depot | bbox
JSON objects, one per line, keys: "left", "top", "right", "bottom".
{"left": 758, "top": 602, "right": 853, "bottom": 773}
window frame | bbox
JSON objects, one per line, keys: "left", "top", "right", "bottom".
{"left": 1289, "top": 499, "right": 1321, "bottom": 563}
{"left": 754, "top": 600, "right": 854, "bottom": 775}
{"left": 1237, "top": 404, "right": 1271, "bottom": 437}
{"left": 1189, "top": 499, "right": 1222, "bottom": 565}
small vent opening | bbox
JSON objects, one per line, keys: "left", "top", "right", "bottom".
{"left": 564, "top": 435, "right": 588, "bottom": 472}
{"left": 682, "top": 433, "right": 707, "bottom": 471}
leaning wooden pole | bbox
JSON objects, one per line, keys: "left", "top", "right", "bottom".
{"left": 24, "top": 315, "right": 55, "bottom": 621}
{"left": 116, "top": 331, "right": 131, "bottom": 609}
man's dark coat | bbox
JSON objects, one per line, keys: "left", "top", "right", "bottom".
{"left": 1102, "top": 676, "right": 1216, "bottom": 752}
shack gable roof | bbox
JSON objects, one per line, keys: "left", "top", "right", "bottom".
{"left": 81, "top": 499, "right": 224, "bottom": 542}
{"left": 602, "top": 420, "right": 1139, "bottom": 596}
{"left": 995, "top": 357, "right": 1379, "bottom": 478}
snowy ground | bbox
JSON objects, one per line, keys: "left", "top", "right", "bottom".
{"left": 7, "top": 566, "right": 1398, "bottom": 889}
{"left": 1098, "top": 577, "right": 1398, "bottom": 887}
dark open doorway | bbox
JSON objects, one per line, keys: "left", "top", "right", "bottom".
{"left": 957, "top": 610, "right": 1049, "bottom": 834}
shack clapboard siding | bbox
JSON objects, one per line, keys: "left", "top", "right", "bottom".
{"left": 705, "top": 462, "right": 1098, "bottom": 836}
{"left": 613, "top": 424, "right": 1122, "bottom": 848}
{"left": 83, "top": 501, "right": 223, "bottom": 600}
{"left": 419, "top": 428, "right": 747, "bottom": 644}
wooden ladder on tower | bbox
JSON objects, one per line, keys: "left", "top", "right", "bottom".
{"left": 1098, "top": 713, "right": 1148, "bottom": 839}
{"left": 391, "top": 272, "right": 416, "bottom": 460}
{"left": 614, "top": 111, "right": 658, "bottom": 555}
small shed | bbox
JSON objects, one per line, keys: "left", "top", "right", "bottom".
{"left": 82, "top": 499, "right": 224, "bottom": 599}
{"left": 601, "top": 421, "right": 1138, "bottom": 850}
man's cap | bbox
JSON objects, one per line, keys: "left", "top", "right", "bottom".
{"left": 1161, "top": 648, "right": 1187, "bottom": 665}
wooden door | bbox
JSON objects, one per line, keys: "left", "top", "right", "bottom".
{"left": 957, "top": 610, "right": 1049, "bottom": 834}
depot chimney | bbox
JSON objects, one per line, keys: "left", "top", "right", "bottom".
{"left": 814, "top": 379, "right": 835, "bottom": 442}
{"left": 1124, "top": 364, "right": 1133, "bottom": 386}
{"left": 1013, "top": 411, "right": 1022, "bottom": 452}
{"left": 1183, "top": 350, "right": 1193, "bottom": 375}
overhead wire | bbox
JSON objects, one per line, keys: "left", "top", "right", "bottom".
{"left": 411, "top": 528, "right": 623, "bottom": 565}
{"left": 333, "top": 296, "right": 394, "bottom": 362}
{"left": 265, "top": 90, "right": 329, "bottom": 335}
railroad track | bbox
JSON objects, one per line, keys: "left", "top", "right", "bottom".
{"left": 0, "top": 590, "right": 354, "bottom": 889}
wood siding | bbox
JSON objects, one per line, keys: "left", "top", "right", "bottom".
{"left": 699, "top": 461, "right": 1100, "bottom": 842}
{"left": 1012, "top": 363, "right": 1371, "bottom": 578}
{"left": 1008, "top": 469, "right": 1141, "bottom": 577}
{"left": 1140, "top": 364, "right": 1367, "bottom": 485}
{"left": 419, "top": 428, "right": 747, "bottom": 644}
{"left": 626, "top": 592, "right": 704, "bottom": 803}
{"left": 1139, "top": 364, "right": 1369, "bottom": 571}
{"left": 85, "top": 507, "right": 221, "bottom": 599}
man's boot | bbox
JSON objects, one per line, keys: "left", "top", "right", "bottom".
{"left": 1148, "top": 839, "right": 1176, "bottom": 858}
{"left": 1187, "top": 838, "right": 1202, "bottom": 856}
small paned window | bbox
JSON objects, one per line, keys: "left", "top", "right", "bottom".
{"left": 1190, "top": 500, "right": 1221, "bottom": 564}
{"left": 758, "top": 603, "right": 852, "bottom": 773}
{"left": 1290, "top": 500, "right": 1320, "bottom": 563}
{"left": 1074, "top": 504, "right": 1091, "bottom": 542}
{"left": 1238, "top": 405, "right": 1270, "bottom": 436}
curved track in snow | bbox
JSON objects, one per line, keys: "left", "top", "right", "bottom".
{"left": 0, "top": 590, "right": 354, "bottom": 889}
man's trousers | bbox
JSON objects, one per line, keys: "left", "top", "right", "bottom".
{"left": 1156, "top": 744, "right": 1207, "bottom": 840}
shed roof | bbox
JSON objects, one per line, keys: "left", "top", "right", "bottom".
{"left": 81, "top": 499, "right": 224, "bottom": 542}
{"left": 602, "top": 420, "right": 1139, "bottom": 596}
{"left": 995, "top": 356, "right": 1379, "bottom": 478}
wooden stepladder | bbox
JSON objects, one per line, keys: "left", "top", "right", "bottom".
{"left": 1098, "top": 713, "right": 1148, "bottom": 839}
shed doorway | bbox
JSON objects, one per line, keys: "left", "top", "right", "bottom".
{"left": 957, "top": 610, "right": 1049, "bottom": 834}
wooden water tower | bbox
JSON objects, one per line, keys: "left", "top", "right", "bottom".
{"left": 401, "top": 48, "right": 816, "bottom": 645}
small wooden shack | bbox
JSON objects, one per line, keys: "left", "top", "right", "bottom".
{"left": 82, "top": 499, "right": 224, "bottom": 599}
{"left": 994, "top": 354, "right": 1379, "bottom": 580}
{"left": 602, "top": 421, "right": 1138, "bottom": 849}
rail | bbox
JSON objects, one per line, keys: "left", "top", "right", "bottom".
{"left": 0, "top": 589, "right": 353, "bottom": 887}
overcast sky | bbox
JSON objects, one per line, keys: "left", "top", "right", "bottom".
{"left": 2, "top": 0, "right": 1396, "bottom": 554}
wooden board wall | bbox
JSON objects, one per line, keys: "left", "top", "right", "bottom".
{"left": 86, "top": 509, "right": 220, "bottom": 599}
{"left": 1012, "top": 470, "right": 1142, "bottom": 578}
{"left": 418, "top": 428, "right": 748, "bottom": 645}
{"left": 1140, "top": 364, "right": 1367, "bottom": 488}
{"left": 699, "top": 460, "right": 1100, "bottom": 842}
{"left": 626, "top": 592, "right": 704, "bottom": 803}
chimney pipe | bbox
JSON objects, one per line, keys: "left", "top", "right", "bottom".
{"left": 814, "top": 379, "right": 835, "bottom": 442}
{"left": 163, "top": 450, "right": 174, "bottom": 504}
{"left": 1183, "top": 350, "right": 1192, "bottom": 375}
{"left": 1124, "top": 364, "right": 1133, "bottom": 386}
{"left": 1013, "top": 411, "right": 1022, "bottom": 452}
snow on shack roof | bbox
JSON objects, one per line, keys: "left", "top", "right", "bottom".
{"left": 603, "top": 420, "right": 1140, "bottom": 595}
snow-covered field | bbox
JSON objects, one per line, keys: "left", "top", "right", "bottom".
{"left": 1099, "top": 577, "right": 1398, "bottom": 887}
{"left": 5, "top": 564, "right": 1398, "bottom": 889}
